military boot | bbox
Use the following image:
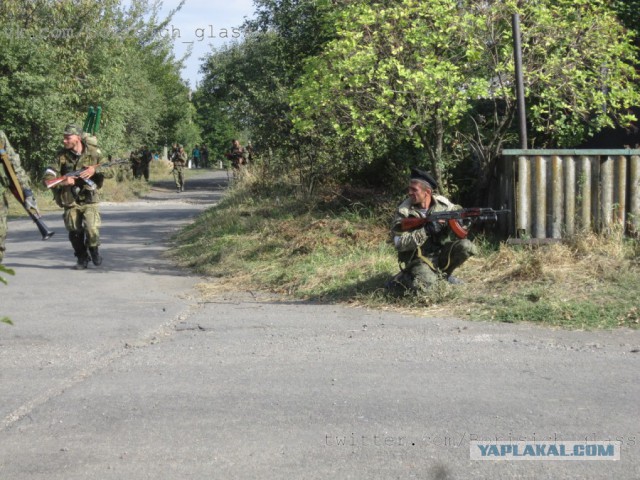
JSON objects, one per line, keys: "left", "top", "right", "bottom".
{"left": 74, "top": 255, "right": 89, "bottom": 270}
{"left": 69, "top": 231, "right": 89, "bottom": 270}
{"left": 89, "top": 246, "right": 102, "bottom": 266}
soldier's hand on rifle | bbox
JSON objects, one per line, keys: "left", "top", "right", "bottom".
{"left": 79, "top": 165, "right": 96, "bottom": 179}
{"left": 424, "top": 221, "right": 444, "bottom": 236}
{"left": 23, "top": 189, "right": 37, "bottom": 211}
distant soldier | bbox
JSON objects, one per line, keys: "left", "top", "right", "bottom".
{"left": 200, "top": 144, "right": 209, "bottom": 168}
{"left": 130, "top": 148, "right": 143, "bottom": 179}
{"left": 170, "top": 144, "right": 187, "bottom": 192}
{"left": 140, "top": 146, "right": 153, "bottom": 182}
{"left": 225, "top": 139, "right": 246, "bottom": 171}
{"left": 44, "top": 124, "right": 113, "bottom": 270}
{"left": 0, "top": 131, "right": 37, "bottom": 263}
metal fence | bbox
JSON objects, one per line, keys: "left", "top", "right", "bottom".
{"left": 499, "top": 149, "right": 640, "bottom": 239}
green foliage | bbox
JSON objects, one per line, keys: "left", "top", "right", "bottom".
{"left": 174, "top": 103, "right": 202, "bottom": 153}
{"left": 290, "top": 0, "right": 640, "bottom": 195}
{"left": 0, "top": 0, "right": 192, "bottom": 173}
{"left": 291, "top": 0, "right": 486, "bottom": 188}
{"left": 611, "top": 0, "right": 640, "bottom": 38}
{"left": 519, "top": 0, "right": 640, "bottom": 147}
{"left": 195, "top": 0, "right": 337, "bottom": 189}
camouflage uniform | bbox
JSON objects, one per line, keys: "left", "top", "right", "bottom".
{"left": 0, "top": 131, "right": 32, "bottom": 263}
{"left": 170, "top": 145, "right": 187, "bottom": 192}
{"left": 390, "top": 194, "right": 478, "bottom": 293}
{"left": 226, "top": 142, "right": 245, "bottom": 170}
{"left": 129, "top": 148, "right": 143, "bottom": 179}
{"left": 140, "top": 147, "right": 152, "bottom": 181}
{"left": 44, "top": 125, "right": 112, "bottom": 269}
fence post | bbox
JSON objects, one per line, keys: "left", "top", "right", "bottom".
{"left": 517, "top": 155, "right": 529, "bottom": 237}
{"left": 551, "top": 155, "right": 563, "bottom": 238}
{"left": 630, "top": 155, "right": 640, "bottom": 234}
{"left": 615, "top": 156, "right": 627, "bottom": 227}
{"left": 534, "top": 156, "right": 547, "bottom": 238}
{"left": 578, "top": 156, "right": 592, "bottom": 232}
{"left": 600, "top": 156, "right": 614, "bottom": 232}
{"left": 564, "top": 156, "right": 575, "bottom": 236}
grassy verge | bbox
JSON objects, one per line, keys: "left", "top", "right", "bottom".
{"left": 170, "top": 170, "right": 640, "bottom": 330}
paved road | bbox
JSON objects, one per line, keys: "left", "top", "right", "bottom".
{"left": 1, "top": 169, "right": 639, "bottom": 479}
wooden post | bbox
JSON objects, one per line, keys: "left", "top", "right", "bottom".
{"left": 564, "top": 156, "right": 575, "bottom": 236}
{"left": 578, "top": 156, "right": 591, "bottom": 232}
{"left": 517, "top": 155, "right": 529, "bottom": 237}
{"left": 551, "top": 155, "right": 563, "bottom": 238}
{"left": 614, "top": 156, "right": 627, "bottom": 227}
{"left": 630, "top": 155, "right": 640, "bottom": 234}
{"left": 600, "top": 156, "right": 614, "bottom": 232}
{"left": 534, "top": 156, "right": 547, "bottom": 238}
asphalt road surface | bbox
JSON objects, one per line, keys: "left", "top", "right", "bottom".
{"left": 1, "top": 169, "right": 639, "bottom": 479}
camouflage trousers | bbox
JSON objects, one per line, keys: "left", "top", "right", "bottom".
{"left": 173, "top": 166, "right": 185, "bottom": 190}
{"left": 389, "top": 239, "right": 478, "bottom": 293}
{"left": 0, "top": 193, "right": 7, "bottom": 263}
{"left": 63, "top": 203, "right": 101, "bottom": 248}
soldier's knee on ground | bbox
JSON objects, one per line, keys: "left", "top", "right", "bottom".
{"left": 460, "top": 238, "right": 478, "bottom": 256}
{"left": 410, "top": 262, "right": 439, "bottom": 291}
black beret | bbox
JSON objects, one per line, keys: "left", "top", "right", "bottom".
{"left": 410, "top": 167, "right": 438, "bottom": 190}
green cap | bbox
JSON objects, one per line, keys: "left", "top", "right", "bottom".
{"left": 63, "top": 124, "right": 83, "bottom": 136}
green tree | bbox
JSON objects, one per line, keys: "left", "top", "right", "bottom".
{"left": 611, "top": 0, "right": 640, "bottom": 40}
{"left": 195, "top": 0, "right": 336, "bottom": 187}
{"left": 0, "top": 0, "right": 192, "bottom": 172}
{"left": 291, "top": 0, "right": 484, "bottom": 188}
{"left": 291, "top": 0, "right": 640, "bottom": 194}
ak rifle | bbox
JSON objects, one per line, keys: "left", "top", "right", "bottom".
{"left": 399, "top": 207, "right": 510, "bottom": 239}
{"left": 44, "top": 158, "right": 128, "bottom": 189}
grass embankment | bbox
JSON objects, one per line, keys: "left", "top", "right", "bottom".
{"left": 171, "top": 171, "right": 640, "bottom": 330}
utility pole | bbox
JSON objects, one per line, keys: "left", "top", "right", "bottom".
{"left": 512, "top": 13, "right": 528, "bottom": 149}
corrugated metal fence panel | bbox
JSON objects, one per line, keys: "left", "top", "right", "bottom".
{"left": 501, "top": 149, "right": 640, "bottom": 238}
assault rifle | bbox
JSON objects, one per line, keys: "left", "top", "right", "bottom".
{"left": 399, "top": 207, "right": 510, "bottom": 239}
{"left": 44, "top": 158, "right": 128, "bottom": 189}
{"left": 1, "top": 149, "right": 54, "bottom": 240}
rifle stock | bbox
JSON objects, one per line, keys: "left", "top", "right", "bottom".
{"left": 22, "top": 201, "right": 55, "bottom": 240}
{"left": 2, "top": 146, "right": 56, "bottom": 240}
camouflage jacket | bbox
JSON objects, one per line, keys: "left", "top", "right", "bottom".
{"left": 171, "top": 150, "right": 187, "bottom": 167}
{"left": 130, "top": 149, "right": 143, "bottom": 165}
{"left": 391, "top": 194, "right": 461, "bottom": 264}
{"left": 0, "top": 130, "right": 31, "bottom": 197}
{"left": 227, "top": 146, "right": 245, "bottom": 164}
